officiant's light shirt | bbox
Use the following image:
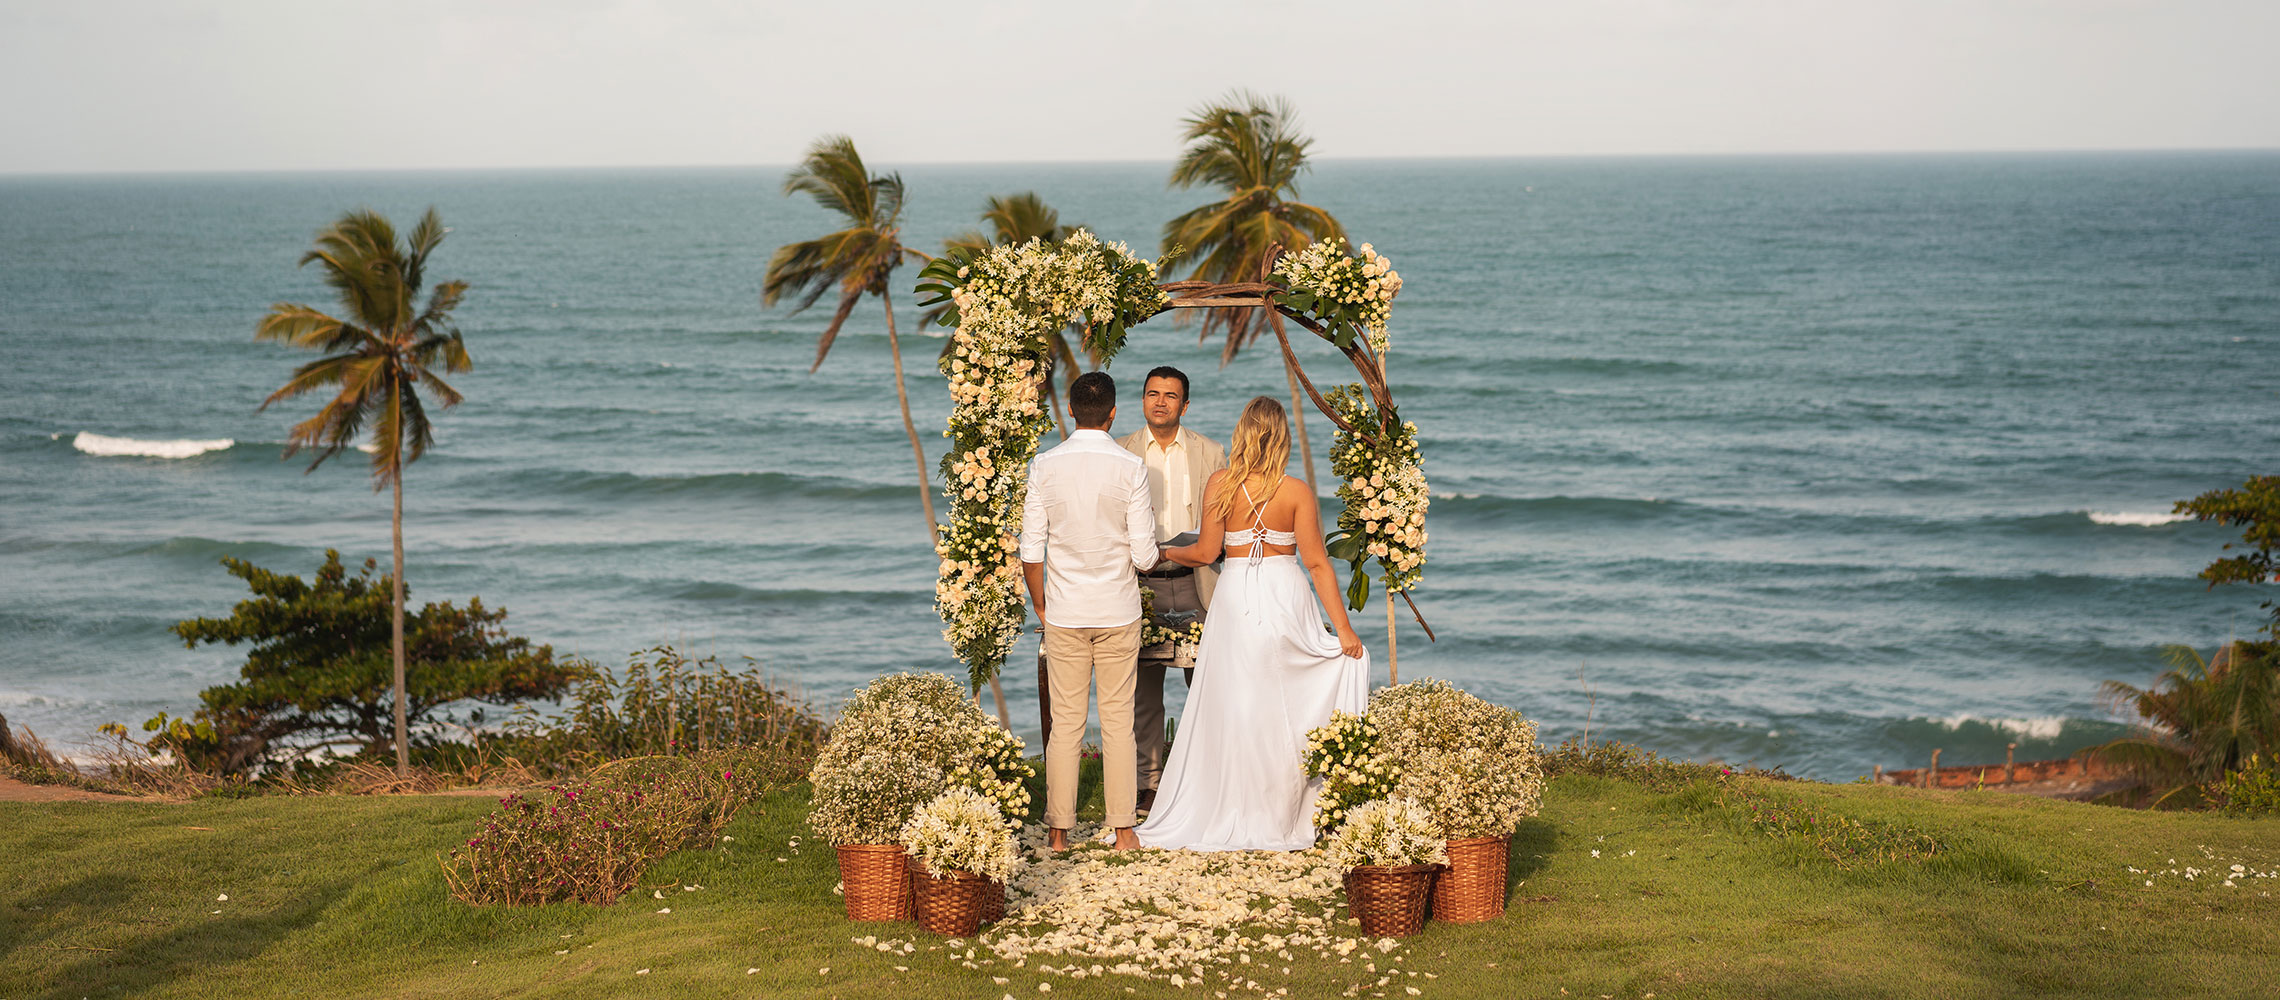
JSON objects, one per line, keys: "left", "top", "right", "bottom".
{"left": 1143, "top": 432, "right": 1191, "bottom": 541}
{"left": 1020, "top": 429, "right": 1159, "bottom": 629}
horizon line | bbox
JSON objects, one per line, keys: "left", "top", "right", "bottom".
{"left": 5, "top": 144, "right": 2278, "bottom": 180}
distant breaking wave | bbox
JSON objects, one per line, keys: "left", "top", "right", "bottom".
{"left": 2085, "top": 510, "right": 2189, "bottom": 527}
{"left": 70, "top": 431, "right": 232, "bottom": 459}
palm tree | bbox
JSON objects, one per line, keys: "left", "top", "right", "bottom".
{"left": 256, "top": 208, "right": 471, "bottom": 777}
{"left": 1162, "top": 91, "right": 1346, "bottom": 491}
{"left": 2091, "top": 641, "right": 2280, "bottom": 804}
{"left": 764, "top": 135, "right": 938, "bottom": 543}
{"left": 932, "top": 192, "right": 1091, "bottom": 439}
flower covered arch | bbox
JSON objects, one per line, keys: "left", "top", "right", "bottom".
{"left": 915, "top": 234, "right": 1432, "bottom": 690}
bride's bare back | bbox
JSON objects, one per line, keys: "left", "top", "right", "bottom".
{"left": 1217, "top": 473, "right": 1303, "bottom": 558}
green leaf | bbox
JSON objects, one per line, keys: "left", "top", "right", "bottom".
{"left": 1325, "top": 530, "right": 1363, "bottom": 563}
{"left": 1332, "top": 324, "right": 1359, "bottom": 350}
{"left": 1345, "top": 566, "right": 1373, "bottom": 611}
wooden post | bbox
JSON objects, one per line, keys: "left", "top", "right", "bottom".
{"left": 1872, "top": 764, "right": 1883, "bottom": 784}
{"left": 2004, "top": 743, "right": 2017, "bottom": 784}
{"left": 1385, "top": 577, "right": 1398, "bottom": 684}
{"left": 1926, "top": 748, "right": 1941, "bottom": 788}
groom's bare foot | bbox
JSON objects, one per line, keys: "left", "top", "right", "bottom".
{"left": 1114, "top": 827, "right": 1141, "bottom": 851}
{"left": 1047, "top": 828, "right": 1070, "bottom": 852}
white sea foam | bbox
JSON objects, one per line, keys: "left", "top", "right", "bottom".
{"left": 72, "top": 432, "right": 233, "bottom": 459}
{"left": 2086, "top": 510, "right": 2189, "bottom": 527}
{"left": 1939, "top": 714, "right": 2069, "bottom": 741}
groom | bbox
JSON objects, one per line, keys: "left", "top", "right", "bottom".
{"left": 1020, "top": 371, "right": 1158, "bottom": 851}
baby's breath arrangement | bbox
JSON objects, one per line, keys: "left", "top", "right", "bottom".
{"left": 916, "top": 233, "right": 1169, "bottom": 689}
{"left": 1303, "top": 710, "right": 1399, "bottom": 832}
{"left": 807, "top": 672, "right": 1034, "bottom": 845}
{"left": 901, "top": 787, "right": 1024, "bottom": 882}
{"left": 1368, "top": 679, "right": 1544, "bottom": 840}
{"left": 1319, "top": 797, "right": 1447, "bottom": 871}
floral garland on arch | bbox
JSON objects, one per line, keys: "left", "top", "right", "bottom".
{"left": 915, "top": 232, "right": 1169, "bottom": 688}
{"left": 1268, "top": 239, "right": 1429, "bottom": 613}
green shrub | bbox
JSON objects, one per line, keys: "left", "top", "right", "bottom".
{"left": 2220, "top": 754, "right": 2280, "bottom": 818}
{"left": 113, "top": 551, "right": 578, "bottom": 775}
{"left": 439, "top": 747, "right": 775, "bottom": 905}
{"left": 500, "top": 645, "right": 826, "bottom": 774}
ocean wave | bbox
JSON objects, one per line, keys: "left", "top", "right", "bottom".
{"left": 69, "top": 431, "right": 233, "bottom": 459}
{"left": 2085, "top": 510, "right": 2188, "bottom": 527}
{"left": 1936, "top": 714, "right": 2071, "bottom": 741}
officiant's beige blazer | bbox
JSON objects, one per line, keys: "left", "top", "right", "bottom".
{"left": 1119, "top": 426, "right": 1227, "bottom": 608}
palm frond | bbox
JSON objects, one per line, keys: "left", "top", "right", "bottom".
{"left": 811, "top": 287, "right": 865, "bottom": 372}
{"left": 255, "top": 304, "right": 363, "bottom": 351}
{"left": 403, "top": 207, "right": 447, "bottom": 293}
{"left": 260, "top": 353, "right": 361, "bottom": 410}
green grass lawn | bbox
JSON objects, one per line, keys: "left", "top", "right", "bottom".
{"left": 5, "top": 773, "right": 2279, "bottom": 1000}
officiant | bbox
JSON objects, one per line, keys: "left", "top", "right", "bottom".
{"left": 1118, "top": 366, "right": 1226, "bottom": 815}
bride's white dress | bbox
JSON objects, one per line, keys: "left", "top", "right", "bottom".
{"left": 1135, "top": 520, "right": 1370, "bottom": 852}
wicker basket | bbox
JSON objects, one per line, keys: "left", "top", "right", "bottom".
{"left": 908, "top": 859, "right": 998, "bottom": 937}
{"left": 1430, "top": 835, "right": 1509, "bottom": 924}
{"left": 980, "top": 877, "right": 1006, "bottom": 924}
{"left": 836, "top": 843, "right": 913, "bottom": 921}
{"left": 1344, "top": 864, "right": 1439, "bottom": 938}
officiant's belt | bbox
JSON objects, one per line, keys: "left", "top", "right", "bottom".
{"left": 1141, "top": 565, "right": 1194, "bottom": 580}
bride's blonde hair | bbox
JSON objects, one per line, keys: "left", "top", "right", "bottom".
{"left": 1210, "top": 396, "right": 1291, "bottom": 521}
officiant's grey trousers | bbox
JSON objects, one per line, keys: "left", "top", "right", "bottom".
{"left": 1134, "top": 571, "right": 1204, "bottom": 793}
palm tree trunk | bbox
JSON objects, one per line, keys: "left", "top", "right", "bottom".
{"left": 880, "top": 294, "right": 940, "bottom": 545}
{"left": 390, "top": 418, "right": 409, "bottom": 778}
{"left": 1283, "top": 355, "right": 1317, "bottom": 495}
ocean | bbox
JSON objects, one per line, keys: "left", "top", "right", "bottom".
{"left": 2, "top": 152, "right": 2275, "bottom": 780}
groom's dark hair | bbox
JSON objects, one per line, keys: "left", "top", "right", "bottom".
{"left": 1070, "top": 371, "right": 1115, "bottom": 428}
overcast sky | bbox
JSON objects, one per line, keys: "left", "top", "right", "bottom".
{"left": 2, "top": 0, "right": 2274, "bottom": 174}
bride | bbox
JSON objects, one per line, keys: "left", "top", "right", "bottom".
{"left": 1135, "top": 396, "right": 1371, "bottom": 852}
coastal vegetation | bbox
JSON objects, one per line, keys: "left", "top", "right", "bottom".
{"left": 109, "top": 552, "right": 571, "bottom": 778}
{"left": 2090, "top": 475, "right": 2280, "bottom": 813}
{"left": 253, "top": 208, "right": 474, "bottom": 776}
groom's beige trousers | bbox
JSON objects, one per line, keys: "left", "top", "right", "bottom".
{"left": 1042, "top": 620, "right": 1142, "bottom": 830}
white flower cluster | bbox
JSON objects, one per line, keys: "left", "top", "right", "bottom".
{"left": 1327, "top": 384, "right": 1428, "bottom": 592}
{"left": 1319, "top": 798, "right": 1448, "bottom": 871}
{"left": 1137, "top": 586, "right": 1206, "bottom": 649}
{"left": 807, "top": 673, "right": 1034, "bottom": 845}
{"left": 1368, "top": 680, "right": 1544, "bottom": 840}
{"left": 1303, "top": 710, "right": 1399, "bottom": 832}
{"left": 1272, "top": 238, "right": 1403, "bottom": 354}
{"left": 950, "top": 722, "right": 1035, "bottom": 824}
{"left": 902, "top": 787, "right": 1024, "bottom": 883}
{"left": 935, "top": 232, "right": 1167, "bottom": 686}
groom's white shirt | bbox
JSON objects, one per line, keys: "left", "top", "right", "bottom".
{"left": 1019, "top": 429, "right": 1159, "bottom": 629}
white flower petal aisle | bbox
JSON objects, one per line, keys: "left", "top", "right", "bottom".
{"left": 932, "top": 827, "right": 1420, "bottom": 995}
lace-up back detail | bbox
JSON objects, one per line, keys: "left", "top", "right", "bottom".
{"left": 1224, "top": 482, "right": 1298, "bottom": 551}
